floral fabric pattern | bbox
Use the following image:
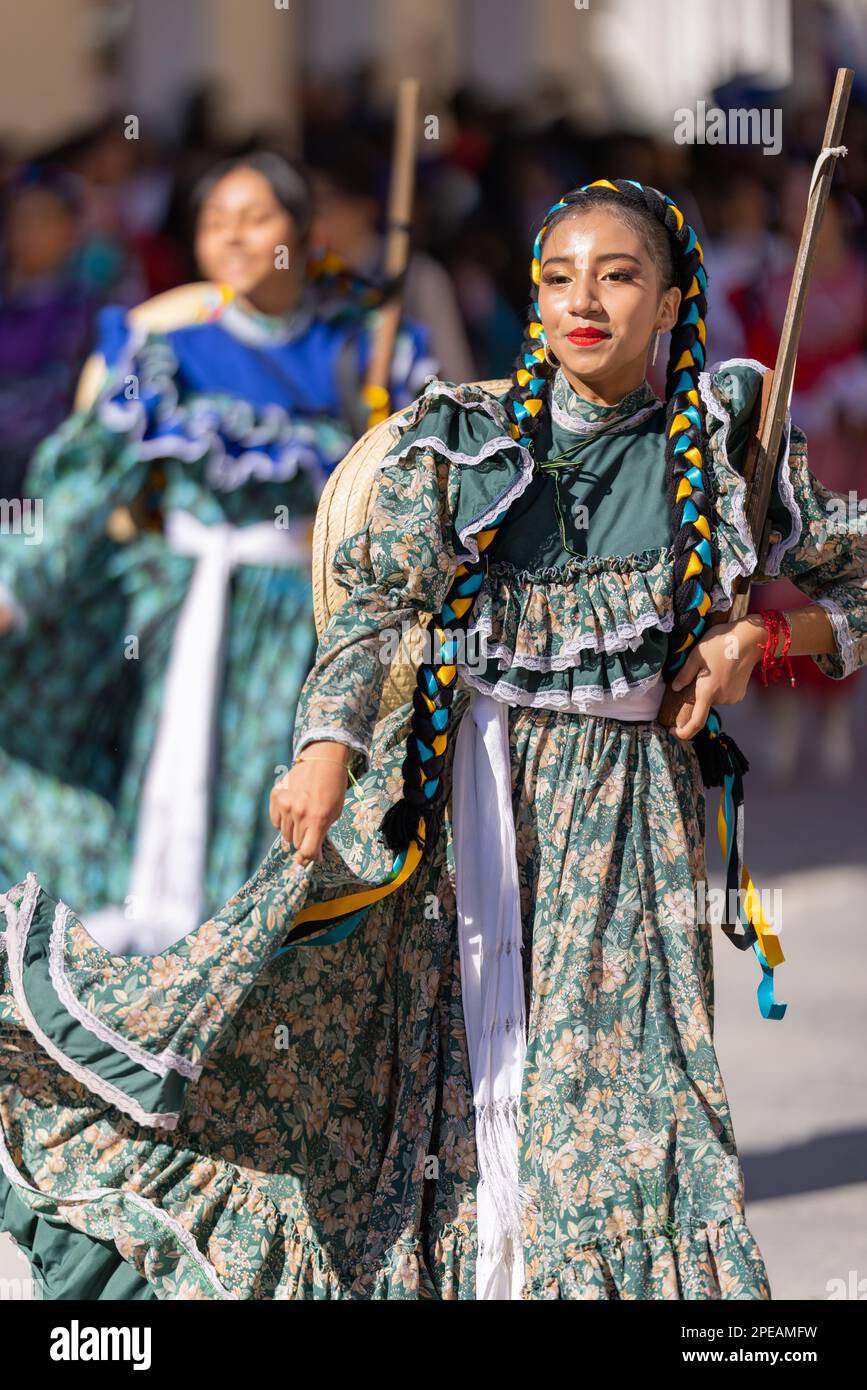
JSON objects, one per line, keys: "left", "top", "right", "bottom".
{"left": 1, "top": 361, "right": 865, "bottom": 1300}
{"left": 702, "top": 359, "right": 867, "bottom": 679}
{"left": 0, "top": 692, "right": 770, "bottom": 1301}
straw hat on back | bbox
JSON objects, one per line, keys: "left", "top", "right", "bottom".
{"left": 312, "top": 380, "right": 511, "bottom": 723}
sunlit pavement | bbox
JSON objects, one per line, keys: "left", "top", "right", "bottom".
{"left": 711, "top": 681, "right": 867, "bottom": 1302}
{"left": 2, "top": 684, "right": 864, "bottom": 1300}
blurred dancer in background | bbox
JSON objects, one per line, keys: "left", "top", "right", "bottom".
{"left": 0, "top": 165, "right": 98, "bottom": 498}
{"left": 0, "top": 151, "right": 434, "bottom": 953}
{"left": 307, "top": 135, "right": 477, "bottom": 383}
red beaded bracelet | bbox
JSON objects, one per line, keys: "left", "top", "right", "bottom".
{"left": 759, "top": 609, "right": 796, "bottom": 687}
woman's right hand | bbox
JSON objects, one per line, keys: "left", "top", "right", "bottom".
{"left": 0, "top": 606, "right": 15, "bottom": 637}
{"left": 269, "top": 742, "right": 350, "bottom": 866}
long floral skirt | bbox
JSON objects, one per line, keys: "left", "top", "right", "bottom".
{"left": 0, "top": 690, "right": 771, "bottom": 1299}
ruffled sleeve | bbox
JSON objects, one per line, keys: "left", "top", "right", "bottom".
{"left": 701, "top": 356, "right": 867, "bottom": 679}
{"left": 776, "top": 432, "right": 867, "bottom": 677}
{"left": 291, "top": 379, "right": 535, "bottom": 761}
{"left": 386, "top": 379, "right": 535, "bottom": 560}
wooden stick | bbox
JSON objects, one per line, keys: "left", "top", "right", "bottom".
{"left": 658, "top": 67, "right": 853, "bottom": 730}
{"left": 363, "top": 78, "right": 420, "bottom": 421}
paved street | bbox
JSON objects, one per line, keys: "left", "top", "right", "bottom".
{"left": 707, "top": 681, "right": 867, "bottom": 1301}
{"left": 2, "top": 682, "right": 865, "bottom": 1301}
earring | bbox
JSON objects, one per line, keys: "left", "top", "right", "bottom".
{"left": 543, "top": 342, "right": 559, "bottom": 369}
{"left": 650, "top": 330, "right": 660, "bottom": 367}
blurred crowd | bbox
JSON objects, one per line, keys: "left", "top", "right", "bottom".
{"left": 0, "top": 42, "right": 862, "bottom": 858}
{"left": 1, "top": 68, "right": 866, "bottom": 784}
{"left": 2, "top": 67, "right": 867, "bottom": 497}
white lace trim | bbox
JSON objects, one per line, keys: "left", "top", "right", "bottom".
{"left": 465, "top": 606, "right": 675, "bottom": 670}
{"left": 380, "top": 430, "right": 525, "bottom": 473}
{"left": 699, "top": 356, "right": 801, "bottom": 608}
{"left": 2, "top": 874, "right": 180, "bottom": 1131}
{"left": 380, "top": 442, "right": 536, "bottom": 564}
{"left": 387, "top": 378, "right": 514, "bottom": 440}
{"left": 382, "top": 378, "right": 538, "bottom": 562}
{"left": 550, "top": 394, "right": 664, "bottom": 436}
{"left": 383, "top": 380, "right": 539, "bottom": 558}
{"left": 48, "top": 902, "right": 201, "bottom": 1082}
{"left": 764, "top": 427, "right": 803, "bottom": 575}
{"left": 95, "top": 325, "right": 346, "bottom": 493}
{"left": 0, "top": 1106, "right": 236, "bottom": 1299}
{"left": 456, "top": 456, "right": 536, "bottom": 563}
{"left": 698, "top": 361, "right": 756, "bottom": 608}
{"left": 457, "top": 665, "right": 664, "bottom": 712}
{"left": 814, "top": 596, "right": 857, "bottom": 677}
{"left": 292, "top": 726, "right": 370, "bottom": 760}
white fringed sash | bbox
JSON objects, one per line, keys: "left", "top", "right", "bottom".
{"left": 451, "top": 678, "right": 665, "bottom": 1299}
{"left": 452, "top": 691, "right": 532, "bottom": 1300}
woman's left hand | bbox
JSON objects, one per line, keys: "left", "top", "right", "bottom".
{"left": 669, "top": 616, "right": 765, "bottom": 741}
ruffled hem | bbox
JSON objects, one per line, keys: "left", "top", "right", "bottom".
{"left": 521, "top": 1212, "right": 771, "bottom": 1300}
{"left": 352, "top": 1223, "right": 476, "bottom": 1300}
{"left": 1, "top": 875, "right": 203, "bottom": 1130}
{"left": 1, "top": 874, "right": 479, "bottom": 1301}
{"left": 467, "top": 546, "right": 674, "bottom": 670}
{"left": 1, "top": 1142, "right": 476, "bottom": 1299}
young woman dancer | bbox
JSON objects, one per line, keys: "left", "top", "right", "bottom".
{"left": 0, "top": 151, "right": 431, "bottom": 956}
{"left": 1, "top": 179, "right": 864, "bottom": 1301}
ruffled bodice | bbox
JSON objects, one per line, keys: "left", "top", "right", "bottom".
{"left": 467, "top": 546, "right": 674, "bottom": 672}
{"left": 355, "top": 357, "right": 863, "bottom": 717}
{"left": 383, "top": 371, "right": 677, "bottom": 711}
{"left": 460, "top": 546, "right": 674, "bottom": 711}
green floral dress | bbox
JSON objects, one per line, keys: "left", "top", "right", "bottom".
{"left": 1, "top": 360, "right": 865, "bottom": 1300}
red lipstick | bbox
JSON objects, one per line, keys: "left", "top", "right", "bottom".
{"left": 567, "top": 327, "right": 610, "bottom": 346}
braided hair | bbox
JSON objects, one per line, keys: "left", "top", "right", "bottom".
{"left": 381, "top": 178, "right": 712, "bottom": 858}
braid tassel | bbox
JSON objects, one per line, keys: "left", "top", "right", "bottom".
{"left": 700, "top": 711, "right": 787, "bottom": 1019}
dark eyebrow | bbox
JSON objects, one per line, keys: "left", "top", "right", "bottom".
{"left": 540, "top": 252, "right": 644, "bottom": 268}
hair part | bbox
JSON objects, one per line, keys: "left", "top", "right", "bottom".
{"left": 543, "top": 191, "right": 677, "bottom": 295}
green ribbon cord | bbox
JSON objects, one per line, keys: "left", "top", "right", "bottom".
{"left": 346, "top": 763, "right": 366, "bottom": 800}
{"left": 287, "top": 758, "right": 366, "bottom": 799}
{"left": 535, "top": 414, "right": 649, "bottom": 558}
